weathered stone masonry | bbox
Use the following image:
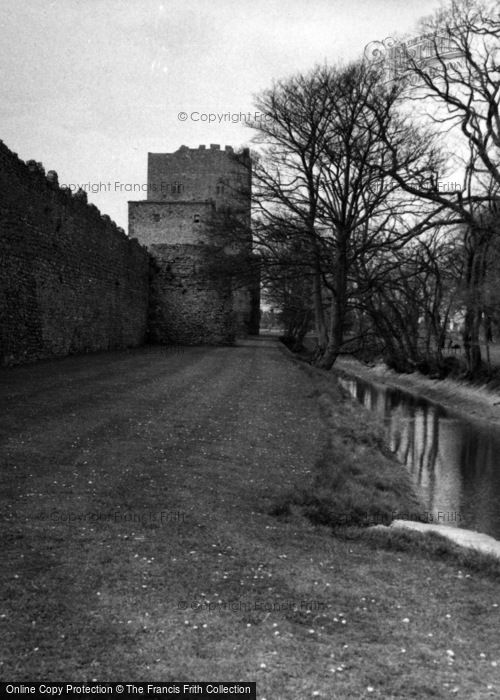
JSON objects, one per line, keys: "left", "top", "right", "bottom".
{"left": 129, "top": 144, "right": 260, "bottom": 345}
{"left": 0, "top": 140, "right": 260, "bottom": 367}
{"left": 0, "top": 141, "right": 150, "bottom": 366}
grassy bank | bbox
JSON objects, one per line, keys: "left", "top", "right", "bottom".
{"left": 335, "top": 355, "right": 500, "bottom": 428}
{"left": 1, "top": 343, "right": 500, "bottom": 697}
{"left": 270, "top": 367, "right": 421, "bottom": 528}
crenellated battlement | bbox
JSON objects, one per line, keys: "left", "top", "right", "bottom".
{"left": 173, "top": 143, "right": 224, "bottom": 152}
{"left": 0, "top": 139, "right": 131, "bottom": 241}
{"left": 146, "top": 143, "right": 251, "bottom": 209}
{"left": 150, "top": 143, "right": 251, "bottom": 160}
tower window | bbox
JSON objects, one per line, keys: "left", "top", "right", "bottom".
{"left": 216, "top": 183, "right": 224, "bottom": 195}
{"left": 193, "top": 214, "right": 200, "bottom": 223}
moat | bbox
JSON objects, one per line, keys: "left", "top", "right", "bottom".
{"left": 338, "top": 373, "right": 500, "bottom": 541}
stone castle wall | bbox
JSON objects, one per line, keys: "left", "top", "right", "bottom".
{"left": 130, "top": 144, "right": 259, "bottom": 345}
{"left": 147, "top": 144, "right": 251, "bottom": 217}
{"left": 0, "top": 141, "right": 150, "bottom": 366}
{"left": 148, "top": 244, "right": 235, "bottom": 345}
{"left": 129, "top": 200, "right": 215, "bottom": 247}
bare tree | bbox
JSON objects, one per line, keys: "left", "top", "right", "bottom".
{"left": 254, "top": 217, "right": 314, "bottom": 350}
{"left": 250, "top": 61, "right": 445, "bottom": 369}
{"left": 369, "top": 0, "right": 500, "bottom": 374}
{"left": 250, "top": 68, "right": 336, "bottom": 355}
{"left": 354, "top": 228, "right": 464, "bottom": 374}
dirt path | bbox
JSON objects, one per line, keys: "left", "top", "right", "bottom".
{"left": 1, "top": 339, "right": 500, "bottom": 698}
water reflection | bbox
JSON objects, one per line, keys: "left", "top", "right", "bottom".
{"left": 338, "top": 375, "right": 500, "bottom": 539}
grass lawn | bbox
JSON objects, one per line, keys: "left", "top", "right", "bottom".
{"left": 1, "top": 342, "right": 499, "bottom": 698}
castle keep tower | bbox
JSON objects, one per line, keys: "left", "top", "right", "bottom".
{"left": 129, "top": 144, "right": 259, "bottom": 345}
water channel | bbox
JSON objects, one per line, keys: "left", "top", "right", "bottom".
{"left": 337, "top": 373, "right": 500, "bottom": 540}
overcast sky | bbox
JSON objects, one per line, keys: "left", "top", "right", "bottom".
{"left": 0, "top": 0, "right": 442, "bottom": 229}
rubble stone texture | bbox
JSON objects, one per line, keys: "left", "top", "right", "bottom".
{"left": 0, "top": 141, "right": 150, "bottom": 366}
{"left": 129, "top": 144, "right": 260, "bottom": 345}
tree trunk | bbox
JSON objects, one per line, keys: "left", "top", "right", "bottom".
{"left": 312, "top": 252, "right": 327, "bottom": 358}
{"left": 462, "top": 236, "right": 484, "bottom": 376}
{"left": 316, "top": 295, "right": 342, "bottom": 369}
{"left": 315, "top": 239, "right": 348, "bottom": 370}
